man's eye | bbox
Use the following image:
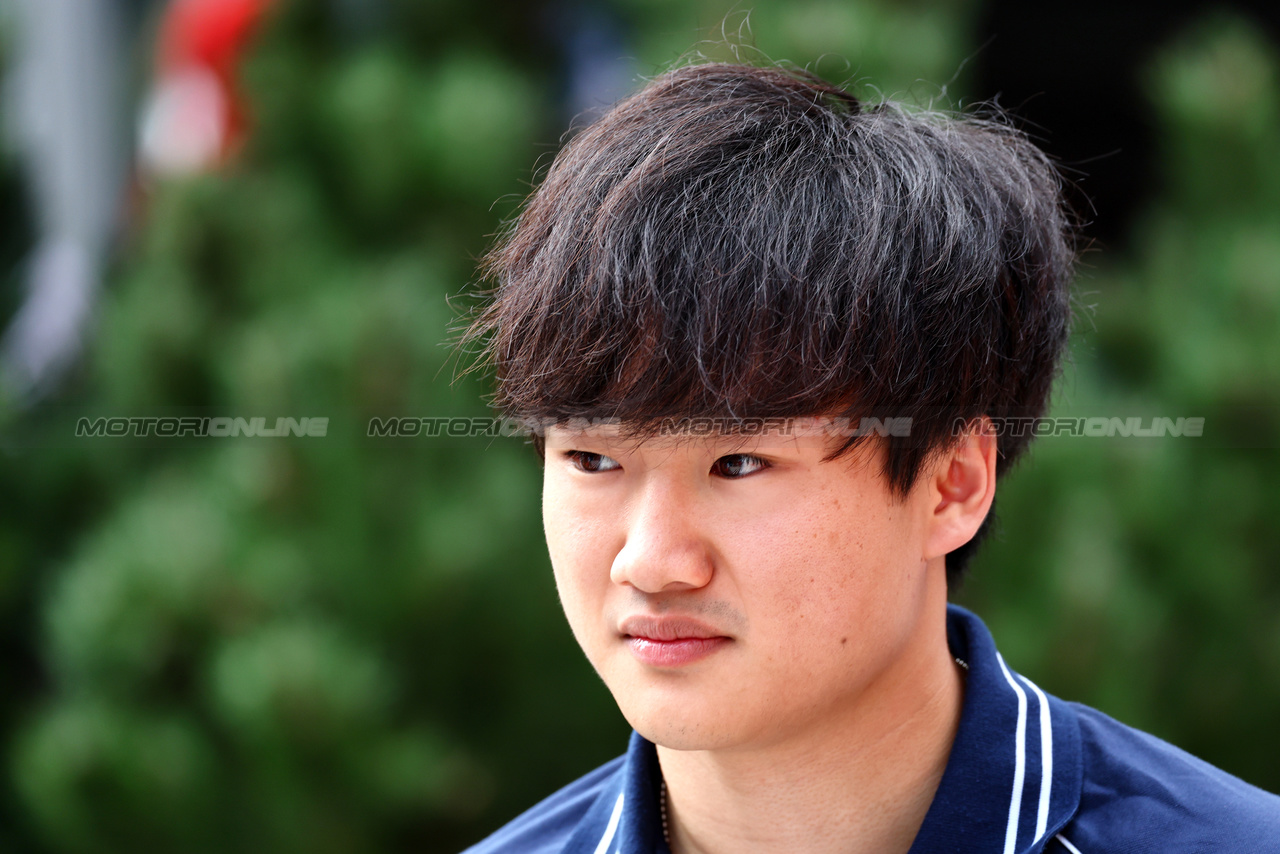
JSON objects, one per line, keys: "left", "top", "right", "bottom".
{"left": 566, "top": 451, "right": 621, "bottom": 473}
{"left": 712, "top": 454, "right": 768, "bottom": 478}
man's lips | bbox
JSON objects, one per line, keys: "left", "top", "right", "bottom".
{"left": 618, "top": 615, "right": 730, "bottom": 641}
{"left": 618, "top": 616, "right": 732, "bottom": 667}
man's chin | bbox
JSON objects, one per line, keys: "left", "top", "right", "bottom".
{"left": 632, "top": 720, "right": 729, "bottom": 752}
{"left": 600, "top": 659, "right": 762, "bottom": 750}
{"left": 616, "top": 698, "right": 745, "bottom": 752}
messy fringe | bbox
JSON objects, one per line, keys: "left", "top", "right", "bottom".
{"left": 462, "top": 62, "right": 1078, "bottom": 583}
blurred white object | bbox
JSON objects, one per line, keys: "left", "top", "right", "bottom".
{"left": 2, "top": 0, "right": 128, "bottom": 403}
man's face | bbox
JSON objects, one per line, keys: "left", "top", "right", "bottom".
{"left": 541, "top": 420, "right": 949, "bottom": 752}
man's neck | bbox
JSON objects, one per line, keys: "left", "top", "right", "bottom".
{"left": 655, "top": 597, "right": 963, "bottom": 854}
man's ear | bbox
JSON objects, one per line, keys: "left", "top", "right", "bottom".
{"left": 922, "top": 416, "right": 997, "bottom": 561}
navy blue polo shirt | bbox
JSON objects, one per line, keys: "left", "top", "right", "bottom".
{"left": 464, "top": 605, "right": 1280, "bottom": 853}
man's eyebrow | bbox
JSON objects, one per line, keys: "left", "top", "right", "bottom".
{"left": 543, "top": 425, "right": 621, "bottom": 444}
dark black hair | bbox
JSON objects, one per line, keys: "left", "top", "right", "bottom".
{"left": 467, "top": 61, "right": 1077, "bottom": 584}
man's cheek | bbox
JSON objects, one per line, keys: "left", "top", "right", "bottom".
{"left": 551, "top": 565, "right": 594, "bottom": 649}
{"left": 550, "top": 549, "right": 605, "bottom": 623}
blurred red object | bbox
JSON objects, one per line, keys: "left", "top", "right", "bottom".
{"left": 139, "top": 0, "right": 273, "bottom": 176}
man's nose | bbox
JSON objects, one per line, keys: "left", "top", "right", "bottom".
{"left": 610, "top": 479, "right": 715, "bottom": 593}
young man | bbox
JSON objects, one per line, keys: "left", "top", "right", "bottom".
{"left": 462, "top": 62, "right": 1280, "bottom": 853}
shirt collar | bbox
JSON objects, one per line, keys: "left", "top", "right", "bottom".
{"left": 566, "top": 604, "right": 1082, "bottom": 854}
{"left": 908, "top": 604, "right": 1082, "bottom": 854}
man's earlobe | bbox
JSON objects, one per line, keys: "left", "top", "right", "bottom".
{"left": 923, "top": 417, "right": 998, "bottom": 561}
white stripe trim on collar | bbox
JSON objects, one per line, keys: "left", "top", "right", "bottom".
{"left": 997, "top": 652, "right": 1029, "bottom": 854}
{"left": 592, "top": 792, "right": 625, "bottom": 854}
{"left": 1055, "top": 832, "right": 1084, "bottom": 853}
{"left": 1020, "top": 673, "right": 1054, "bottom": 843}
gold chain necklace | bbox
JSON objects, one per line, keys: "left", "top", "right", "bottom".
{"left": 658, "top": 657, "right": 968, "bottom": 849}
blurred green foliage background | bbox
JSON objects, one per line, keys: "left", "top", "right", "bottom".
{"left": 0, "top": 0, "right": 1278, "bottom": 851}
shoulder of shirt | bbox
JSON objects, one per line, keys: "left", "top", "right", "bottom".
{"left": 460, "top": 754, "right": 626, "bottom": 854}
{"left": 1050, "top": 700, "right": 1280, "bottom": 854}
